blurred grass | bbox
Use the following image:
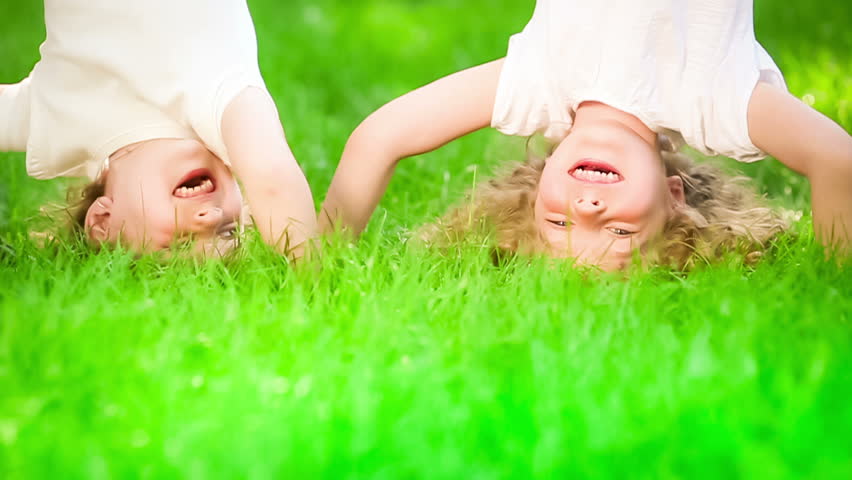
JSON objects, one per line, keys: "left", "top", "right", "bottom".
{"left": 1, "top": 0, "right": 851, "bottom": 478}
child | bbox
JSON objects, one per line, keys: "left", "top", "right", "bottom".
{"left": 0, "top": 0, "right": 316, "bottom": 257}
{"left": 320, "top": 0, "right": 852, "bottom": 269}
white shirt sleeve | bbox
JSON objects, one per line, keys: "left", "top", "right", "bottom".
{"left": 186, "top": 69, "right": 267, "bottom": 168}
{"left": 681, "top": 45, "right": 787, "bottom": 163}
{"left": 491, "top": 8, "right": 574, "bottom": 143}
{"left": 0, "top": 78, "right": 31, "bottom": 152}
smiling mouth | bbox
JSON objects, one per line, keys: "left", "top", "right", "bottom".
{"left": 570, "top": 159, "right": 623, "bottom": 184}
{"left": 174, "top": 169, "right": 216, "bottom": 198}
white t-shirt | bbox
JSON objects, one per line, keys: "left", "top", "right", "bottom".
{"left": 0, "top": 0, "right": 267, "bottom": 180}
{"left": 491, "top": 0, "right": 786, "bottom": 162}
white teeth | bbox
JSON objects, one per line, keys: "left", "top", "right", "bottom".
{"left": 573, "top": 167, "right": 620, "bottom": 183}
{"left": 173, "top": 177, "right": 215, "bottom": 198}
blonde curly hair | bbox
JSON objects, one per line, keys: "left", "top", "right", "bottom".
{"left": 420, "top": 151, "right": 790, "bottom": 270}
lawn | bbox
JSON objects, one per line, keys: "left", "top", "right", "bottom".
{"left": 1, "top": 0, "right": 851, "bottom": 478}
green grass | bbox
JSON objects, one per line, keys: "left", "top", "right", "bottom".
{"left": 1, "top": 0, "right": 851, "bottom": 478}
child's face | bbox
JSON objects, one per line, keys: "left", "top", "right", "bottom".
{"left": 89, "top": 139, "right": 245, "bottom": 256}
{"left": 534, "top": 125, "right": 683, "bottom": 271}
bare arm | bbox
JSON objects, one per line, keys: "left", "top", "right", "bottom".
{"left": 320, "top": 58, "right": 505, "bottom": 235}
{"left": 222, "top": 87, "right": 317, "bottom": 257}
{"left": 748, "top": 81, "right": 852, "bottom": 256}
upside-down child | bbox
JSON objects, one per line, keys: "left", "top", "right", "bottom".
{"left": 0, "top": 0, "right": 316, "bottom": 257}
{"left": 321, "top": 0, "right": 852, "bottom": 270}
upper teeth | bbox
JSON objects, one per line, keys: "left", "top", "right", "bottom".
{"left": 174, "top": 178, "right": 214, "bottom": 197}
{"left": 574, "top": 168, "right": 619, "bottom": 182}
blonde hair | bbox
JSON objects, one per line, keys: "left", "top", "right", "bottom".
{"left": 26, "top": 178, "right": 104, "bottom": 248}
{"left": 64, "top": 179, "right": 106, "bottom": 239}
{"left": 420, "top": 151, "right": 790, "bottom": 270}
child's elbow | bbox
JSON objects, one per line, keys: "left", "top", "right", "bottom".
{"left": 345, "top": 111, "right": 408, "bottom": 166}
{"left": 828, "top": 139, "right": 852, "bottom": 177}
{"left": 799, "top": 135, "right": 852, "bottom": 180}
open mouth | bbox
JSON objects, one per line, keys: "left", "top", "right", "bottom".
{"left": 173, "top": 169, "right": 216, "bottom": 198}
{"left": 569, "top": 159, "right": 623, "bottom": 184}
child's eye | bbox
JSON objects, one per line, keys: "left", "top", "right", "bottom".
{"left": 547, "top": 220, "right": 568, "bottom": 228}
{"left": 608, "top": 227, "right": 634, "bottom": 236}
{"left": 219, "top": 227, "right": 237, "bottom": 239}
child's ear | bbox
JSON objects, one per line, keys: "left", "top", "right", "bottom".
{"left": 666, "top": 175, "right": 686, "bottom": 208}
{"left": 84, "top": 196, "right": 113, "bottom": 243}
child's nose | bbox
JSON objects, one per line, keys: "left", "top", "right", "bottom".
{"left": 191, "top": 207, "right": 224, "bottom": 232}
{"left": 573, "top": 195, "right": 606, "bottom": 218}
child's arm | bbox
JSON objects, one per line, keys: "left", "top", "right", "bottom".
{"left": 748, "top": 81, "right": 852, "bottom": 256}
{"left": 320, "top": 59, "right": 505, "bottom": 235}
{"left": 0, "top": 79, "right": 31, "bottom": 152}
{"left": 221, "top": 87, "right": 317, "bottom": 257}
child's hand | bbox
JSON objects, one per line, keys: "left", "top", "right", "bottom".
{"left": 222, "top": 87, "right": 317, "bottom": 258}
{"left": 320, "top": 59, "right": 505, "bottom": 235}
{"left": 748, "top": 81, "right": 852, "bottom": 257}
